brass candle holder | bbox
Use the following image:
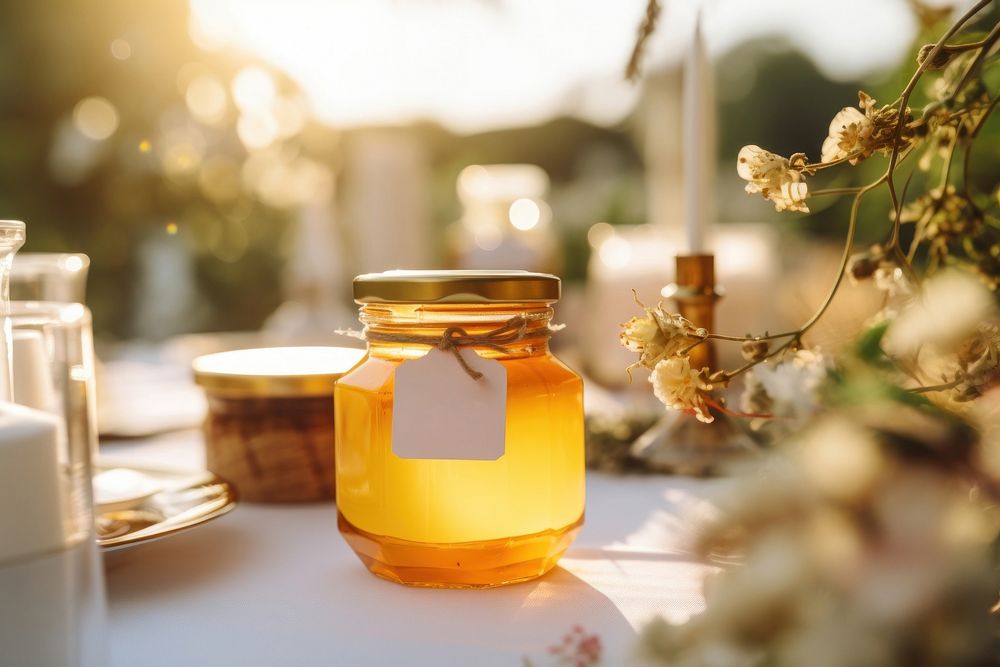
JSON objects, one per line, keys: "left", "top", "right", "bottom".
{"left": 662, "top": 254, "right": 721, "bottom": 371}
{"left": 631, "top": 253, "right": 757, "bottom": 476}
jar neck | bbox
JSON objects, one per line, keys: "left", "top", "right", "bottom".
{"left": 361, "top": 303, "right": 554, "bottom": 360}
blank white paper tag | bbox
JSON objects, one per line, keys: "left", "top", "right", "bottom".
{"left": 392, "top": 347, "right": 507, "bottom": 460}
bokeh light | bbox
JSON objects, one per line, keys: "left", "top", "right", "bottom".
{"left": 508, "top": 198, "right": 541, "bottom": 231}
{"left": 198, "top": 156, "right": 242, "bottom": 204}
{"left": 472, "top": 225, "right": 502, "bottom": 252}
{"left": 185, "top": 74, "right": 228, "bottom": 125}
{"left": 62, "top": 255, "right": 86, "bottom": 272}
{"left": 110, "top": 38, "right": 132, "bottom": 60}
{"left": 236, "top": 112, "right": 279, "bottom": 151}
{"left": 586, "top": 222, "right": 614, "bottom": 247}
{"left": 598, "top": 234, "right": 631, "bottom": 269}
{"left": 163, "top": 146, "right": 202, "bottom": 179}
{"left": 231, "top": 66, "right": 276, "bottom": 112}
{"left": 272, "top": 96, "right": 306, "bottom": 138}
{"left": 73, "top": 97, "right": 119, "bottom": 141}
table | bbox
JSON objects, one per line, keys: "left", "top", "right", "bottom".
{"left": 103, "top": 430, "right": 724, "bottom": 666}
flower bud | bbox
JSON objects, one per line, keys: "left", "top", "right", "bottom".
{"left": 917, "top": 43, "right": 959, "bottom": 70}
{"left": 848, "top": 256, "right": 879, "bottom": 283}
{"left": 847, "top": 246, "right": 884, "bottom": 283}
{"left": 741, "top": 338, "right": 770, "bottom": 361}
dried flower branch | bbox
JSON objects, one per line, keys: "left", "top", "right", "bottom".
{"left": 620, "top": 6, "right": 1000, "bottom": 664}
{"left": 621, "top": 1, "right": 1000, "bottom": 427}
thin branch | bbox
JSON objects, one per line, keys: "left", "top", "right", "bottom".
{"left": 885, "top": 0, "right": 993, "bottom": 236}
{"left": 625, "top": 0, "right": 662, "bottom": 82}
{"left": 705, "top": 332, "right": 791, "bottom": 343}
{"left": 888, "top": 165, "right": 920, "bottom": 273}
{"left": 890, "top": 243, "right": 921, "bottom": 286}
{"left": 679, "top": 336, "right": 708, "bottom": 355}
{"left": 947, "top": 20, "right": 1000, "bottom": 99}
{"left": 912, "top": 378, "right": 963, "bottom": 393}
{"left": 892, "top": 166, "right": 918, "bottom": 237}
{"left": 722, "top": 175, "right": 887, "bottom": 381}
{"left": 802, "top": 151, "right": 866, "bottom": 172}
{"left": 795, "top": 180, "right": 881, "bottom": 332}
{"left": 810, "top": 186, "right": 867, "bottom": 197}
{"left": 963, "top": 92, "right": 1000, "bottom": 194}
{"left": 940, "top": 137, "right": 958, "bottom": 190}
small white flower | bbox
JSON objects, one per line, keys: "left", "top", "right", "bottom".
{"left": 620, "top": 306, "right": 692, "bottom": 370}
{"left": 797, "top": 418, "right": 883, "bottom": 501}
{"left": 857, "top": 90, "right": 877, "bottom": 114}
{"left": 822, "top": 91, "right": 909, "bottom": 166}
{"left": 958, "top": 322, "right": 1000, "bottom": 397}
{"left": 619, "top": 313, "right": 660, "bottom": 352}
{"left": 821, "top": 98, "right": 874, "bottom": 165}
{"left": 883, "top": 271, "right": 996, "bottom": 358}
{"left": 737, "top": 145, "right": 810, "bottom": 213}
{"left": 873, "top": 265, "right": 912, "bottom": 298}
{"left": 649, "top": 356, "right": 714, "bottom": 423}
{"left": 741, "top": 349, "right": 829, "bottom": 421}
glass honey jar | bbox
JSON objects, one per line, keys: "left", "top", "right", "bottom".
{"left": 335, "top": 270, "right": 584, "bottom": 588}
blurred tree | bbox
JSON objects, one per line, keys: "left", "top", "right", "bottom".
{"left": 0, "top": 0, "right": 298, "bottom": 338}
{"left": 4, "top": 1, "right": 988, "bottom": 339}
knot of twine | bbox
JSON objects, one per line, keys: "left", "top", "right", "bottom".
{"left": 342, "top": 315, "right": 551, "bottom": 380}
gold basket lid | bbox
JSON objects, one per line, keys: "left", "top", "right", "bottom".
{"left": 353, "top": 270, "right": 560, "bottom": 304}
{"left": 193, "top": 346, "right": 365, "bottom": 398}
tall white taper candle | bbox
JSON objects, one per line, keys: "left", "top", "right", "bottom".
{"left": 682, "top": 10, "right": 715, "bottom": 254}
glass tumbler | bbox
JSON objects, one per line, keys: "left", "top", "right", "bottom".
{"left": 9, "top": 301, "right": 99, "bottom": 538}
{"left": 1, "top": 300, "right": 105, "bottom": 665}
{"left": 11, "top": 252, "right": 90, "bottom": 304}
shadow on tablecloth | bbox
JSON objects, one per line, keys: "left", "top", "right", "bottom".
{"left": 329, "top": 561, "right": 638, "bottom": 660}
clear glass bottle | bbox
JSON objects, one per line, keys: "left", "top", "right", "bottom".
{"left": 335, "top": 271, "right": 584, "bottom": 588}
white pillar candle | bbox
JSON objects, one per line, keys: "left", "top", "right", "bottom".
{"left": 0, "top": 403, "right": 67, "bottom": 562}
{"left": 682, "top": 11, "right": 715, "bottom": 255}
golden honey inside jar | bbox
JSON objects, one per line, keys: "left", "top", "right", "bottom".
{"left": 335, "top": 270, "right": 584, "bottom": 588}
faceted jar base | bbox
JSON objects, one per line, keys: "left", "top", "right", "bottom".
{"left": 338, "top": 512, "right": 584, "bottom": 589}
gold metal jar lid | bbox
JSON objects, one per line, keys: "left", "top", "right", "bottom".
{"left": 353, "top": 270, "right": 560, "bottom": 304}
{"left": 193, "top": 346, "right": 365, "bottom": 398}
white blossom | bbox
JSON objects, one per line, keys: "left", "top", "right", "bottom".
{"left": 619, "top": 313, "right": 660, "bottom": 352}
{"left": 741, "top": 349, "right": 829, "bottom": 421}
{"left": 883, "top": 271, "right": 996, "bottom": 358}
{"left": 620, "top": 306, "right": 692, "bottom": 370}
{"left": 737, "top": 145, "right": 810, "bottom": 213}
{"left": 821, "top": 93, "right": 877, "bottom": 165}
{"left": 649, "top": 356, "right": 713, "bottom": 423}
{"left": 957, "top": 322, "right": 1000, "bottom": 398}
{"left": 873, "top": 265, "right": 912, "bottom": 298}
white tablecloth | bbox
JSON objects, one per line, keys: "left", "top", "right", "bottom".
{"left": 102, "top": 430, "right": 724, "bottom": 666}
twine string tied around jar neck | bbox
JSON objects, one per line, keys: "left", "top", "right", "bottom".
{"left": 339, "top": 315, "right": 560, "bottom": 380}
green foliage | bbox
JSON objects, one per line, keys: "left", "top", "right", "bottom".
{"left": 853, "top": 321, "right": 892, "bottom": 368}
